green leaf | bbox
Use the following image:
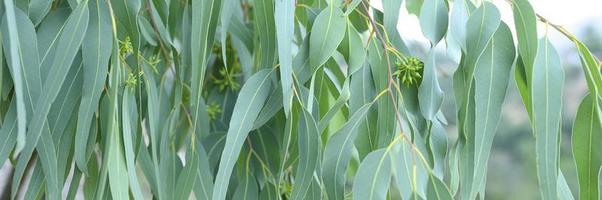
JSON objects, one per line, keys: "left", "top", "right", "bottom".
{"left": 317, "top": 80, "right": 350, "bottom": 132}
{"left": 322, "top": 102, "right": 375, "bottom": 200}
{"left": 275, "top": 0, "right": 295, "bottom": 116}
{"left": 406, "top": 0, "right": 424, "bottom": 15}
{"left": 427, "top": 174, "right": 453, "bottom": 200}
{"left": 2, "top": 0, "right": 28, "bottom": 157}
{"left": 232, "top": 173, "right": 259, "bottom": 200}
{"left": 75, "top": 0, "right": 112, "bottom": 173}
{"left": 572, "top": 94, "right": 602, "bottom": 200}
{"left": 110, "top": 0, "right": 141, "bottom": 52}
{"left": 511, "top": 0, "right": 537, "bottom": 119}
{"left": 391, "top": 137, "right": 428, "bottom": 199}
{"left": 352, "top": 148, "right": 392, "bottom": 200}
{"left": 122, "top": 88, "right": 144, "bottom": 200}
{"left": 339, "top": 22, "right": 366, "bottom": 75}
{"left": 212, "top": 69, "right": 274, "bottom": 200}
{"left": 308, "top": 5, "right": 346, "bottom": 71}
{"left": 512, "top": 0, "right": 537, "bottom": 69}
{"left": 106, "top": 63, "right": 130, "bottom": 200}
{"left": 419, "top": 0, "right": 449, "bottom": 44}
{"left": 418, "top": 49, "right": 444, "bottom": 120}
{"left": 174, "top": 145, "right": 200, "bottom": 200}
{"left": 191, "top": 0, "right": 221, "bottom": 137}
{"left": 383, "top": 0, "right": 411, "bottom": 54}
{"left": 531, "top": 37, "right": 563, "bottom": 200}
{"left": 464, "top": 2, "right": 500, "bottom": 72}
{"left": 194, "top": 139, "right": 215, "bottom": 200}
{"left": 471, "top": 22, "right": 516, "bottom": 196}
{"left": 10, "top": 2, "right": 89, "bottom": 199}
{"left": 254, "top": 0, "right": 276, "bottom": 70}
{"left": 575, "top": 40, "right": 602, "bottom": 96}
{"left": 448, "top": 0, "right": 472, "bottom": 51}
{"left": 291, "top": 109, "right": 320, "bottom": 200}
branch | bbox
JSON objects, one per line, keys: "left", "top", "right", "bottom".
{"left": 506, "top": 0, "right": 602, "bottom": 66}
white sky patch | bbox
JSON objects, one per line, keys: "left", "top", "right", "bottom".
{"left": 370, "top": 0, "right": 602, "bottom": 49}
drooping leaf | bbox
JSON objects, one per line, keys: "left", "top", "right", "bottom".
{"left": 308, "top": 5, "right": 346, "bottom": 71}
{"left": 531, "top": 37, "right": 564, "bottom": 200}
{"left": 419, "top": 0, "right": 449, "bottom": 44}
{"left": 254, "top": 0, "right": 276, "bottom": 70}
{"left": 2, "top": 0, "right": 28, "bottom": 157}
{"left": 122, "top": 87, "right": 144, "bottom": 200}
{"left": 275, "top": 0, "right": 295, "bottom": 116}
{"left": 322, "top": 102, "right": 375, "bottom": 200}
{"left": 471, "top": 23, "right": 516, "bottom": 196}
{"left": 191, "top": 0, "right": 222, "bottom": 137}
{"left": 572, "top": 94, "right": 602, "bottom": 200}
{"left": 75, "top": 0, "right": 112, "bottom": 173}
{"left": 418, "top": 48, "right": 444, "bottom": 120}
{"left": 10, "top": 2, "right": 89, "bottom": 199}
{"left": 427, "top": 174, "right": 453, "bottom": 200}
{"left": 291, "top": 109, "right": 320, "bottom": 200}
{"left": 511, "top": 0, "right": 537, "bottom": 119}
{"left": 212, "top": 69, "right": 274, "bottom": 200}
{"left": 352, "top": 148, "right": 392, "bottom": 200}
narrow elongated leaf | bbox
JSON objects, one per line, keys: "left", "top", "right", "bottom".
{"left": 322, "top": 102, "right": 375, "bottom": 200}
{"left": 532, "top": 37, "right": 563, "bottom": 200}
{"left": 471, "top": 23, "right": 515, "bottom": 196}
{"left": 2, "top": 0, "right": 27, "bottom": 156}
{"left": 308, "top": 5, "right": 346, "bottom": 71}
{"left": 75, "top": 0, "right": 112, "bottom": 173}
{"left": 512, "top": 0, "right": 537, "bottom": 68}
{"left": 254, "top": 0, "right": 276, "bottom": 70}
{"left": 572, "top": 94, "right": 602, "bottom": 200}
{"left": 352, "top": 149, "right": 392, "bottom": 200}
{"left": 110, "top": 0, "right": 140, "bottom": 52}
{"left": 232, "top": 174, "right": 259, "bottom": 200}
{"left": 106, "top": 58, "right": 130, "bottom": 200}
{"left": 512, "top": 0, "right": 537, "bottom": 118}
{"left": 339, "top": 22, "right": 366, "bottom": 75}
{"left": 212, "top": 69, "right": 274, "bottom": 200}
{"left": 427, "top": 174, "right": 453, "bottom": 200}
{"left": 419, "top": 0, "right": 448, "bottom": 44}
{"left": 448, "top": 0, "right": 472, "bottom": 51}
{"left": 418, "top": 49, "right": 443, "bottom": 120}
{"left": 191, "top": 0, "right": 221, "bottom": 137}
{"left": 194, "top": 138, "right": 216, "bottom": 200}
{"left": 382, "top": 0, "right": 410, "bottom": 54}
{"left": 10, "top": 2, "right": 89, "bottom": 199}
{"left": 174, "top": 145, "right": 200, "bottom": 200}
{"left": 291, "top": 109, "right": 320, "bottom": 200}
{"left": 122, "top": 88, "right": 144, "bottom": 200}
{"left": 275, "top": 0, "right": 295, "bottom": 116}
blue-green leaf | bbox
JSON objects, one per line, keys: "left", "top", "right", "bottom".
{"left": 352, "top": 149, "right": 392, "bottom": 200}
{"left": 291, "top": 109, "right": 320, "bottom": 200}
{"left": 531, "top": 37, "right": 563, "bottom": 200}
{"left": 308, "top": 5, "right": 346, "bottom": 71}
{"left": 418, "top": 49, "right": 443, "bottom": 120}
{"left": 275, "top": 0, "right": 295, "bottom": 116}
{"left": 471, "top": 23, "right": 516, "bottom": 197}
{"left": 75, "top": 0, "right": 112, "bottom": 173}
{"left": 572, "top": 94, "right": 602, "bottom": 200}
{"left": 419, "top": 0, "right": 449, "bottom": 44}
{"left": 212, "top": 69, "right": 274, "bottom": 200}
{"left": 322, "top": 102, "right": 375, "bottom": 200}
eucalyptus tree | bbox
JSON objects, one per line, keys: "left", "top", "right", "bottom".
{"left": 0, "top": 0, "right": 599, "bottom": 199}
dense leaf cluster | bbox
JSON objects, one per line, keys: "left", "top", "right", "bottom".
{"left": 0, "top": 0, "right": 599, "bottom": 199}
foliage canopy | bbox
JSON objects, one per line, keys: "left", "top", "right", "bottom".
{"left": 0, "top": 0, "right": 600, "bottom": 199}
